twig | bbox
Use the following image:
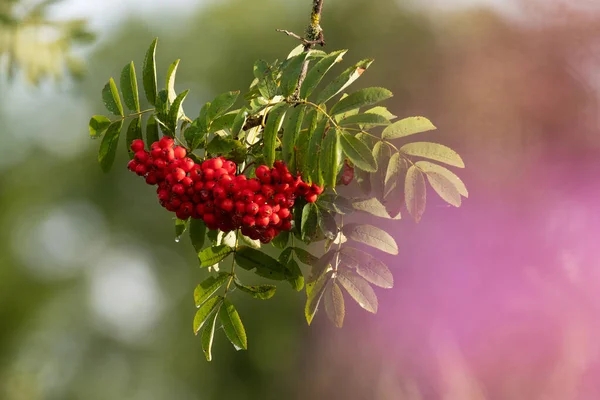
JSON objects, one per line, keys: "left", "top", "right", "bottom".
{"left": 276, "top": 29, "right": 324, "bottom": 47}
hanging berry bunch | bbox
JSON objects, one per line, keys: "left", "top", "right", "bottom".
{"left": 88, "top": 0, "right": 468, "bottom": 362}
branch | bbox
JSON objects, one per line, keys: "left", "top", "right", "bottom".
{"left": 280, "top": 0, "right": 325, "bottom": 100}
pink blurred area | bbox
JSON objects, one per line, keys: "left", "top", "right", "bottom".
{"left": 303, "top": 2, "right": 600, "bottom": 399}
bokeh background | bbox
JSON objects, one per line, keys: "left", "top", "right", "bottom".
{"left": 1, "top": 0, "right": 599, "bottom": 398}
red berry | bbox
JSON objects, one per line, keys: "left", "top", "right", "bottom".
{"left": 273, "top": 193, "right": 287, "bottom": 205}
{"left": 172, "top": 184, "right": 185, "bottom": 196}
{"left": 235, "top": 201, "right": 246, "bottom": 215}
{"left": 181, "top": 177, "right": 193, "bottom": 187}
{"left": 282, "top": 173, "right": 293, "bottom": 183}
{"left": 305, "top": 193, "right": 318, "bottom": 203}
{"left": 193, "top": 181, "right": 204, "bottom": 192}
{"left": 247, "top": 178, "right": 261, "bottom": 192}
{"left": 151, "top": 148, "right": 162, "bottom": 159}
{"left": 311, "top": 184, "right": 324, "bottom": 195}
{"left": 270, "top": 213, "right": 281, "bottom": 226}
{"left": 131, "top": 139, "right": 145, "bottom": 153}
{"left": 180, "top": 158, "right": 195, "bottom": 172}
{"left": 256, "top": 165, "right": 271, "bottom": 183}
{"left": 212, "top": 186, "right": 226, "bottom": 200}
{"left": 173, "top": 168, "right": 186, "bottom": 182}
{"left": 242, "top": 215, "right": 256, "bottom": 227}
{"left": 203, "top": 213, "right": 216, "bottom": 226}
{"left": 127, "top": 160, "right": 138, "bottom": 172}
{"left": 258, "top": 205, "right": 272, "bottom": 217}
{"left": 281, "top": 220, "right": 292, "bottom": 231}
{"left": 235, "top": 174, "right": 247, "bottom": 184}
{"left": 204, "top": 181, "right": 216, "bottom": 191}
{"left": 203, "top": 168, "right": 215, "bottom": 181}
{"left": 190, "top": 168, "right": 203, "bottom": 181}
{"left": 254, "top": 194, "right": 266, "bottom": 205}
{"left": 273, "top": 160, "right": 285, "bottom": 170}
{"left": 135, "top": 164, "right": 147, "bottom": 176}
{"left": 278, "top": 208, "right": 290, "bottom": 219}
{"left": 261, "top": 184, "right": 275, "bottom": 198}
{"left": 159, "top": 137, "right": 174, "bottom": 149}
{"left": 173, "top": 146, "right": 187, "bottom": 159}
{"left": 163, "top": 148, "right": 175, "bottom": 161}
{"left": 170, "top": 198, "right": 182, "bottom": 209}
{"left": 212, "top": 157, "right": 224, "bottom": 170}
{"left": 146, "top": 173, "right": 158, "bottom": 185}
{"left": 271, "top": 204, "right": 280, "bottom": 213}
{"left": 220, "top": 199, "right": 234, "bottom": 212}
{"left": 255, "top": 216, "right": 270, "bottom": 227}
{"left": 270, "top": 169, "right": 281, "bottom": 183}
{"left": 240, "top": 189, "right": 254, "bottom": 202}
{"left": 218, "top": 174, "right": 233, "bottom": 186}
{"left": 246, "top": 202, "right": 259, "bottom": 215}
{"left": 199, "top": 190, "right": 211, "bottom": 201}
{"left": 154, "top": 159, "right": 166, "bottom": 169}
{"left": 224, "top": 160, "right": 237, "bottom": 174}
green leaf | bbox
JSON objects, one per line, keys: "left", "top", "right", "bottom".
{"left": 155, "top": 90, "right": 169, "bottom": 124}
{"left": 339, "top": 247, "right": 393, "bottom": 288}
{"left": 301, "top": 203, "right": 319, "bottom": 242}
{"left": 234, "top": 282, "right": 277, "bottom": 300}
{"left": 120, "top": 61, "right": 140, "bottom": 112}
{"left": 239, "top": 232, "right": 261, "bottom": 249}
{"left": 189, "top": 219, "right": 206, "bottom": 252}
{"left": 305, "top": 270, "right": 332, "bottom": 325}
{"left": 338, "top": 112, "right": 390, "bottom": 127}
{"left": 300, "top": 50, "right": 347, "bottom": 99}
{"left": 352, "top": 197, "right": 400, "bottom": 219}
{"left": 292, "top": 247, "right": 319, "bottom": 265}
{"left": 307, "top": 250, "right": 334, "bottom": 283}
{"left": 146, "top": 115, "right": 159, "bottom": 145}
{"left": 342, "top": 223, "right": 398, "bottom": 255}
{"left": 102, "top": 78, "right": 124, "bottom": 116}
{"left": 165, "top": 59, "right": 180, "bottom": 104}
{"left": 281, "top": 53, "right": 308, "bottom": 97}
{"left": 424, "top": 171, "right": 462, "bottom": 207}
{"left": 235, "top": 246, "right": 290, "bottom": 280}
{"left": 282, "top": 105, "right": 305, "bottom": 167}
{"left": 142, "top": 38, "right": 158, "bottom": 106}
{"left": 175, "top": 218, "right": 188, "bottom": 242}
{"left": 231, "top": 108, "right": 247, "bottom": 139}
{"left": 209, "top": 112, "right": 236, "bottom": 134}
{"left": 364, "top": 106, "right": 397, "bottom": 121}
{"left": 307, "top": 118, "right": 328, "bottom": 185}
{"left": 254, "top": 60, "right": 277, "bottom": 99}
{"left": 317, "top": 194, "right": 354, "bottom": 214}
{"left": 184, "top": 118, "right": 206, "bottom": 150}
{"left": 320, "top": 129, "right": 342, "bottom": 188}
{"left": 220, "top": 298, "right": 247, "bottom": 350}
{"left": 207, "top": 136, "right": 236, "bottom": 155}
{"left": 337, "top": 269, "right": 378, "bottom": 313}
{"left": 400, "top": 142, "right": 465, "bottom": 168}
{"left": 382, "top": 116, "right": 436, "bottom": 140}
{"left": 168, "top": 89, "right": 189, "bottom": 132}
{"left": 370, "top": 141, "right": 390, "bottom": 199}
{"left": 286, "top": 258, "right": 305, "bottom": 291}
{"left": 318, "top": 208, "right": 337, "bottom": 240}
{"left": 194, "top": 273, "right": 229, "bottom": 307}
{"left": 324, "top": 281, "right": 345, "bottom": 328}
{"left": 295, "top": 130, "right": 311, "bottom": 181}
{"left": 384, "top": 152, "right": 408, "bottom": 199}
{"left": 201, "top": 310, "right": 219, "bottom": 361}
{"left": 271, "top": 230, "right": 289, "bottom": 249}
{"left": 416, "top": 161, "right": 468, "bottom": 197}
{"left": 193, "top": 296, "right": 222, "bottom": 335}
{"left": 355, "top": 166, "right": 372, "bottom": 195}
{"left": 208, "top": 91, "right": 240, "bottom": 122}
{"left": 98, "top": 121, "right": 123, "bottom": 172}
{"left": 405, "top": 165, "right": 427, "bottom": 222}
{"left": 339, "top": 131, "right": 377, "bottom": 172}
{"left": 126, "top": 116, "right": 143, "bottom": 157}
{"left": 89, "top": 115, "right": 111, "bottom": 138}
{"left": 198, "top": 245, "right": 233, "bottom": 268}
{"left": 263, "top": 103, "right": 289, "bottom": 167}
{"left": 330, "top": 87, "right": 393, "bottom": 116}
{"left": 316, "top": 59, "right": 374, "bottom": 104}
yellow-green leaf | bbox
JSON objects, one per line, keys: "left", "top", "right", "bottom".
{"left": 234, "top": 282, "right": 277, "bottom": 300}
{"left": 330, "top": 87, "right": 393, "bottom": 116}
{"left": 102, "top": 78, "right": 124, "bottom": 116}
{"left": 120, "top": 61, "right": 140, "bottom": 112}
{"left": 98, "top": 120, "right": 123, "bottom": 172}
{"left": 125, "top": 116, "right": 143, "bottom": 158}
{"left": 339, "top": 247, "right": 393, "bottom": 288}
{"left": 193, "top": 296, "right": 222, "bottom": 335}
{"left": 382, "top": 116, "right": 436, "bottom": 139}
{"left": 337, "top": 269, "right": 378, "bottom": 313}
{"left": 300, "top": 49, "right": 347, "bottom": 99}
{"left": 142, "top": 38, "right": 158, "bottom": 106}
{"left": 405, "top": 165, "right": 427, "bottom": 222}
{"left": 339, "top": 131, "right": 377, "bottom": 172}
{"left": 415, "top": 161, "right": 468, "bottom": 197}
{"left": 263, "top": 103, "right": 289, "bottom": 167}
{"left": 401, "top": 142, "right": 465, "bottom": 168}
{"left": 165, "top": 59, "right": 180, "bottom": 104}
{"left": 305, "top": 270, "right": 332, "bottom": 325}
{"left": 342, "top": 223, "right": 398, "bottom": 255}
{"left": 201, "top": 310, "right": 219, "bottom": 361}
{"left": 316, "top": 59, "right": 374, "bottom": 104}
{"left": 324, "top": 281, "right": 345, "bottom": 328}
{"left": 351, "top": 197, "right": 401, "bottom": 220}
{"left": 198, "top": 245, "right": 232, "bottom": 268}
{"left": 89, "top": 115, "right": 111, "bottom": 138}
{"left": 194, "top": 273, "right": 229, "bottom": 307}
{"left": 220, "top": 298, "right": 247, "bottom": 350}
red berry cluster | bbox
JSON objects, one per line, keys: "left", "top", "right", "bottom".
{"left": 126, "top": 138, "right": 323, "bottom": 243}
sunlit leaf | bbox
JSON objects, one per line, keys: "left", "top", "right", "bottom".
{"left": 193, "top": 296, "right": 222, "bottom": 335}
{"left": 320, "top": 129, "right": 342, "bottom": 188}
{"left": 98, "top": 120, "right": 123, "bottom": 172}
{"left": 194, "top": 273, "right": 229, "bottom": 307}
{"left": 142, "top": 38, "right": 158, "bottom": 106}
{"left": 120, "top": 61, "right": 140, "bottom": 112}
{"left": 384, "top": 152, "right": 407, "bottom": 199}
{"left": 89, "top": 115, "right": 111, "bottom": 138}
{"left": 342, "top": 223, "right": 398, "bottom": 255}
{"left": 405, "top": 165, "right": 427, "bottom": 222}
{"left": 208, "top": 91, "right": 240, "bottom": 122}
{"left": 231, "top": 108, "right": 247, "bottom": 139}
{"left": 165, "top": 59, "right": 180, "bottom": 104}
{"left": 425, "top": 171, "right": 462, "bottom": 207}
{"left": 307, "top": 250, "right": 334, "bottom": 284}
{"left": 401, "top": 142, "right": 465, "bottom": 168}
{"left": 253, "top": 60, "right": 278, "bottom": 99}
{"left": 339, "top": 247, "right": 393, "bottom": 288}
{"left": 305, "top": 270, "right": 332, "bottom": 325}
{"left": 416, "top": 161, "right": 468, "bottom": 198}
{"left": 300, "top": 49, "right": 347, "bottom": 99}
{"left": 301, "top": 203, "right": 319, "bottom": 242}
{"left": 339, "top": 131, "right": 377, "bottom": 172}
{"left": 352, "top": 197, "right": 400, "bottom": 219}
{"left": 286, "top": 258, "right": 304, "bottom": 291}
{"left": 330, "top": 87, "right": 393, "bottom": 116}
{"left": 198, "top": 245, "right": 233, "bottom": 268}
{"left": 235, "top": 246, "right": 290, "bottom": 280}
{"left": 234, "top": 282, "right": 277, "bottom": 300}
{"left": 338, "top": 112, "right": 390, "bottom": 127}
{"left": 337, "top": 269, "right": 378, "bottom": 313}
{"left": 201, "top": 310, "right": 219, "bottom": 361}
{"left": 167, "top": 89, "right": 189, "bottom": 132}
{"left": 263, "top": 103, "right": 289, "bottom": 167}
{"left": 220, "top": 298, "right": 247, "bottom": 350}
{"left": 316, "top": 59, "right": 374, "bottom": 104}
{"left": 382, "top": 116, "right": 436, "bottom": 139}
{"left": 282, "top": 105, "right": 305, "bottom": 167}
{"left": 324, "top": 281, "right": 345, "bottom": 328}
{"left": 101, "top": 78, "right": 124, "bottom": 116}
{"left": 370, "top": 141, "right": 390, "bottom": 199}
{"left": 292, "top": 247, "right": 320, "bottom": 266}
